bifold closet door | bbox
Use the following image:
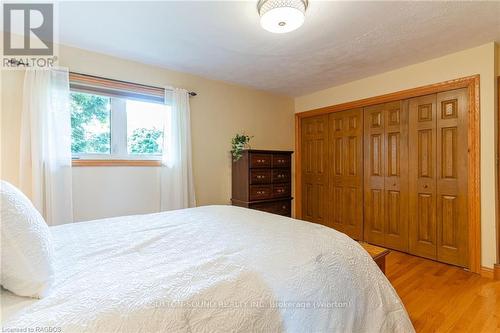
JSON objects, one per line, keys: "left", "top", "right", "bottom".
{"left": 408, "top": 89, "right": 468, "bottom": 267}
{"left": 301, "top": 115, "right": 329, "bottom": 225}
{"left": 364, "top": 101, "right": 409, "bottom": 251}
{"left": 328, "top": 108, "right": 364, "bottom": 240}
{"left": 436, "top": 89, "right": 468, "bottom": 267}
{"left": 408, "top": 94, "right": 438, "bottom": 260}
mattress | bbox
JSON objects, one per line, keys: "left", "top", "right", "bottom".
{"left": 1, "top": 205, "right": 414, "bottom": 332}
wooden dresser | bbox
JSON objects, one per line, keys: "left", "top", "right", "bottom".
{"left": 231, "top": 149, "right": 293, "bottom": 217}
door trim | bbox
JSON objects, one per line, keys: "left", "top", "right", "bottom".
{"left": 496, "top": 76, "right": 500, "bottom": 279}
{"left": 294, "top": 75, "right": 481, "bottom": 274}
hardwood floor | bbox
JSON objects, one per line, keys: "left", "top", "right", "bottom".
{"left": 386, "top": 251, "right": 500, "bottom": 332}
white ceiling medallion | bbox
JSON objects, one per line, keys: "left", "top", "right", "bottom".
{"left": 258, "top": 0, "right": 308, "bottom": 34}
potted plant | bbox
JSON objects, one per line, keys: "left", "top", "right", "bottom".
{"left": 231, "top": 133, "right": 253, "bottom": 161}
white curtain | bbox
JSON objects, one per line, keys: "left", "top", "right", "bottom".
{"left": 19, "top": 68, "right": 73, "bottom": 225}
{"left": 160, "top": 88, "right": 196, "bottom": 211}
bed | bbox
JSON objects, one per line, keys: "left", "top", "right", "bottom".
{"left": 2, "top": 205, "right": 414, "bottom": 332}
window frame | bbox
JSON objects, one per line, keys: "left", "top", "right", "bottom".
{"left": 72, "top": 159, "right": 162, "bottom": 167}
{"left": 69, "top": 74, "right": 168, "bottom": 167}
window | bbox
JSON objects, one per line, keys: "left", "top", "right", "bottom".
{"left": 126, "top": 100, "right": 167, "bottom": 155}
{"left": 70, "top": 92, "right": 169, "bottom": 161}
{"left": 69, "top": 73, "right": 170, "bottom": 166}
{"left": 71, "top": 92, "right": 111, "bottom": 154}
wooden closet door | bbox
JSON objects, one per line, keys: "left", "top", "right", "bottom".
{"left": 383, "top": 101, "right": 409, "bottom": 251}
{"left": 364, "top": 104, "right": 386, "bottom": 245}
{"left": 408, "top": 94, "right": 438, "bottom": 259}
{"left": 364, "top": 102, "right": 408, "bottom": 250}
{"left": 301, "top": 115, "right": 329, "bottom": 224}
{"left": 436, "top": 88, "right": 468, "bottom": 267}
{"left": 328, "top": 108, "right": 364, "bottom": 240}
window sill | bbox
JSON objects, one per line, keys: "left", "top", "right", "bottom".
{"left": 72, "top": 159, "right": 162, "bottom": 167}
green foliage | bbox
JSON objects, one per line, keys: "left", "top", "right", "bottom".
{"left": 128, "top": 127, "right": 163, "bottom": 154}
{"left": 70, "top": 92, "right": 110, "bottom": 153}
{"left": 71, "top": 92, "right": 165, "bottom": 156}
{"left": 231, "top": 133, "right": 252, "bottom": 161}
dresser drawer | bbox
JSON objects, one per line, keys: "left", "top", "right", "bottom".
{"left": 250, "top": 153, "right": 272, "bottom": 168}
{"left": 250, "top": 169, "right": 272, "bottom": 184}
{"left": 249, "top": 202, "right": 276, "bottom": 214}
{"left": 272, "top": 183, "right": 290, "bottom": 198}
{"left": 272, "top": 169, "right": 291, "bottom": 183}
{"left": 249, "top": 185, "right": 272, "bottom": 200}
{"left": 273, "top": 154, "right": 291, "bottom": 168}
{"left": 250, "top": 200, "right": 291, "bottom": 217}
{"left": 273, "top": 200, "right": 291, "bottom": 216}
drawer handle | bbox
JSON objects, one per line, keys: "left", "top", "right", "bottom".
{"left": 424, "top": 184, "right": 428, "bottom": 189}
{"left": 257, "top": 159, "right": 265, "bottom": 163}
{"left": 282, "top": 205, "right": 286, "bottom": 209}
{"left": 277, "top": 174, "right": 285, "bottom": 178}
{"left": 256, "top": 190, "right": 266, "bottom": 195}
{"left": 256, "top": 175, "right": 265, "bottom": 179}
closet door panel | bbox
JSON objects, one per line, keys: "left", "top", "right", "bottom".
{"left": 409, "top": 95, "right": 438, "bottom": 259}
{"left": 328, "top": 108, "right": 363, "bottom": 239}
{"left": 329, "top": 113, "right": 344, "bottom": 231}
{"left": 436, "top": 88, "right": 468, "bottom": 267}
{"left": 383, "top": 101, "right": 409, "bottom": 251}
{"left": 301, "top": 115, "right": 329, "bottom": 224}
{"left": 364, "top": 104, "right": 386, "bottom": 245}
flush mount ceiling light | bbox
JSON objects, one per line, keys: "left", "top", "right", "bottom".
{"left": 258, "top": 0, "right": 308, "bottom": 34}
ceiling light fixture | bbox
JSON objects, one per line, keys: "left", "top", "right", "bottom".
{"left": 258, "top": 0, "right": 308, "bottom": 34}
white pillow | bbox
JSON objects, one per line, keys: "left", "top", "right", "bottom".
{"left": 1, "top": 180, "right": 54, "bottom": 298}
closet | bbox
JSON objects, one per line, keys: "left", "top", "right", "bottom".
{"left": 301, "top": 115, "right": 329, "bottom": 225}
{"left": 329, "top": 108, "right": 364, "bottom": 240}
{"left": 300, "top": 88, "right": 469, "bottom": 267}
{"left": 408, "top": 89, "right": 469, "bottom": 267}
{"left": 364, "top": 101, "right": 409, "bottom": 252}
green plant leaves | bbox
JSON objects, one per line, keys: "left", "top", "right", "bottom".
{"left": 231, "top": 133, "right": 253, "bottom": 161}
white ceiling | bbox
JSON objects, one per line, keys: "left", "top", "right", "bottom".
{"left": 59, "top": 1, "right": 500, "bottom": 96}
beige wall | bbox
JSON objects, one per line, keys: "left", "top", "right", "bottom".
{"left": 1, "top": 44, "right": 295, "bottom": 220}
{"left": 497, "top": 43, "right": 500, "bottom": 75}
{"left": 295, "top": 42, "right": 499, "bottom": 269}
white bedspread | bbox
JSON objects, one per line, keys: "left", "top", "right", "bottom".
{"left": 2, "top": 205, "right": 414, "bottom": 332}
